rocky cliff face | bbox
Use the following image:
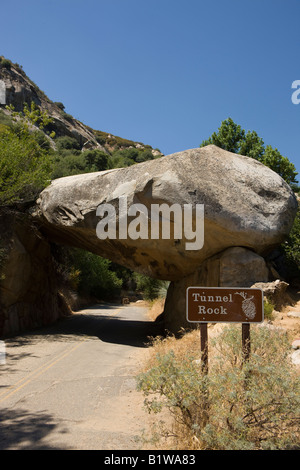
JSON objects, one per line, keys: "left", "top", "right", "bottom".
{"left": 0, "top": 56, "right": 161, "bottom": 155}
{"left": 0, "top": 209, "right": 70, "bottom": 337}
{"left": 0, "top": 58, "right": 103, "bottom": 149}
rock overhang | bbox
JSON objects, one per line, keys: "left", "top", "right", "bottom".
{"left": 32, "top": 145, "right": 298, "bottom": 281}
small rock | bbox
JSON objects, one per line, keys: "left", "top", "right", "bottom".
{"left": 287, "top": 311, "right": 300, "bottom": 318}
{"left": 290, "top": 350, "right": 300, "bottom": 366}
{"left": 292, "top": 339, "right": 300, "bottom": 350}
{"left": 251, "top": 280, "right": 289, "bottom": 311}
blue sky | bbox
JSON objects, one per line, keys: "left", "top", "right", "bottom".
{"left": 1, "top": 0, "right": 300, "bottom": 179}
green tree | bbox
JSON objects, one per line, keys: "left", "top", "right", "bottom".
{"left": 82, "top": 149, "right": 110, "bottom": 172}
{"left": 68, "top": 249, "right": 122, "bottom": 299}
{"left": 51, "top": 153, "right": 87, "bottom": 179}
{"left": 133, "top": 272, "right": 169, "bottom": 300}
{"left": 22, "top": 101, "right": 54, "bottom": 132}
{"left": 201, "top": 118, "right": 245, "bottom": 154}
{"left": 0, "top": 122, "right": 53, "bottom": 204}
{"left": 51, "top": 148, "right": 110, "bottom": 179}
{"left": 200, "top": 117, "right": 298, "bottom": 186}
{"left": 239, "top": 130, "right": 265, "bottom": 160}
{"left": 110, "top": 148, "right": 137, "bottom": 168}
{"left": 54, "top": 135, "right": 81, "bottom": 151}
{"left": 7, "top": 102, "right": 56, "bottom": 139}
{"left": 281, "top": 205, "right": 300, "bottom": 277}
{"left": 260, "top": 145, "right": 298, "bottom": 186}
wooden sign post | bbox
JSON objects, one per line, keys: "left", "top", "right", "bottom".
{"left": 186, "top": 287, "right": 264, "bottom": 371}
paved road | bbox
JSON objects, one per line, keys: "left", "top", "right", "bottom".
{"left": 0, "top": 303, "right": 161, "bottom": 450}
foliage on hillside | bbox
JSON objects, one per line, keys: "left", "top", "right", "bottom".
{"left": 0, "top": 109, "right": 53, "bottom": 205}
{"left": 51, "top": 135, "right": 160, "bottom": 178}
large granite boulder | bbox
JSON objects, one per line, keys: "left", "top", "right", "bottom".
{"left": 34, "top": 145, "right": 297, "bottom": 281}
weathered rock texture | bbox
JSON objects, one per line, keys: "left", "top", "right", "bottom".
{"left": 1, "top": 145, "right": 298, "bottom": 336}
{"left": 0, "top": 210, "right": 70, "bottom": 337}
{"left": 34, "top": 145, "right": 298, "bottom": 281}
{"left": 0, "top": 58, "right": 162, "bottom": 155}
{"left": 0, "top": 61, "right": 104, "bottom": 149}
{"left": 251, "top": 279, "right": 290, "bottom": 311}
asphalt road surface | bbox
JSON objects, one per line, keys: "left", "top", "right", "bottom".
{"left": 0, "top": 303, "right": 162, "bottom": 450}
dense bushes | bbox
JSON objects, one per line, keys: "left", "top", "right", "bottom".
{"left": 137, "top": 325, "right": 300, "bottom": 450}
{"left": 110, "top": 147, "right": 155, "bottom": 168}
{"left": 51, "top": 137, "right": 156, "bottom": 176}
{"left": 66, "top": 248, "right": 122, "bottom": 300}
{"left": 52, "top": 148, "right": 110, "bottom": 179}
{"left": 133, "top": 273, "right": 169, "bottom": 301}
{"left": 51, "top": 136, "right": 110, "bottom": 178}
{"left": 0, "top": 57, "right": 12, "bottom": 69}
{"left": 0, "top": 118, "right": 53, "bottom": 204}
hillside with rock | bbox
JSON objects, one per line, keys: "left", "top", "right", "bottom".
{"left": 0, "top": 56, "right": 299, "bottom": 337}
{"left": 0, "top": 56, "right": 162, "bottom": 156}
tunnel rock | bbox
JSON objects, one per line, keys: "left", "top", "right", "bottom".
{"left": 33, "top": 145, "right": 298, "bottom": 281}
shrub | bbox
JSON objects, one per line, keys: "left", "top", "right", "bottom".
{"left": 54, "top": 102, "right": 65, "bottom": 111}
{"left": 95, "top": 133, "right": 107, "bottom": 146}
{"left": 51, "top": 153, "right": 86, "bottom": 179}
{"left": 0, "top": 122, "right": 53, "bottom": 204}
{"left": 54, "top": 135, "right": 81, "bottom": 151}
{"left": 51, "top": 148, "right": 110, "bottom": 179}
{"left": 137, "top": 324, "right": 300, "bottom": 450}
{"left": 133, "top": 273, "right": 169, "bottom": 301}
{"left": 136, "top": 148, "right": 154, "bottom": 163}
{"left": 68, "top": 248, "right": 122, "bottom": 299}
{"left": 263, "top": 299, "right": 275, "bottom": 320}
{"left": 63, "top": 112, "right": 74, "bottom": 122}
{"left": 81, "top": 149, "right": 110, "bottom": 172}
{"left": 0, "top": 110, "right": 12, "bottom": 127}
{"left": 110, "top": 147, "right": 155, "bottom": 168}
{"left": 0, "top": 58, "right": 12, "bottom": 69}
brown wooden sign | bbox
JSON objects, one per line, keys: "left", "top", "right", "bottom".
{"left": 186, "top": 287, "right": 264, "bottom": 323}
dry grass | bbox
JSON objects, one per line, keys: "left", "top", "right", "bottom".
{"left": 145, "top": 297, "right": 165, "bottom": 322}
{"left": 139, "top": 298, "right": 300, "bottom": 450}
